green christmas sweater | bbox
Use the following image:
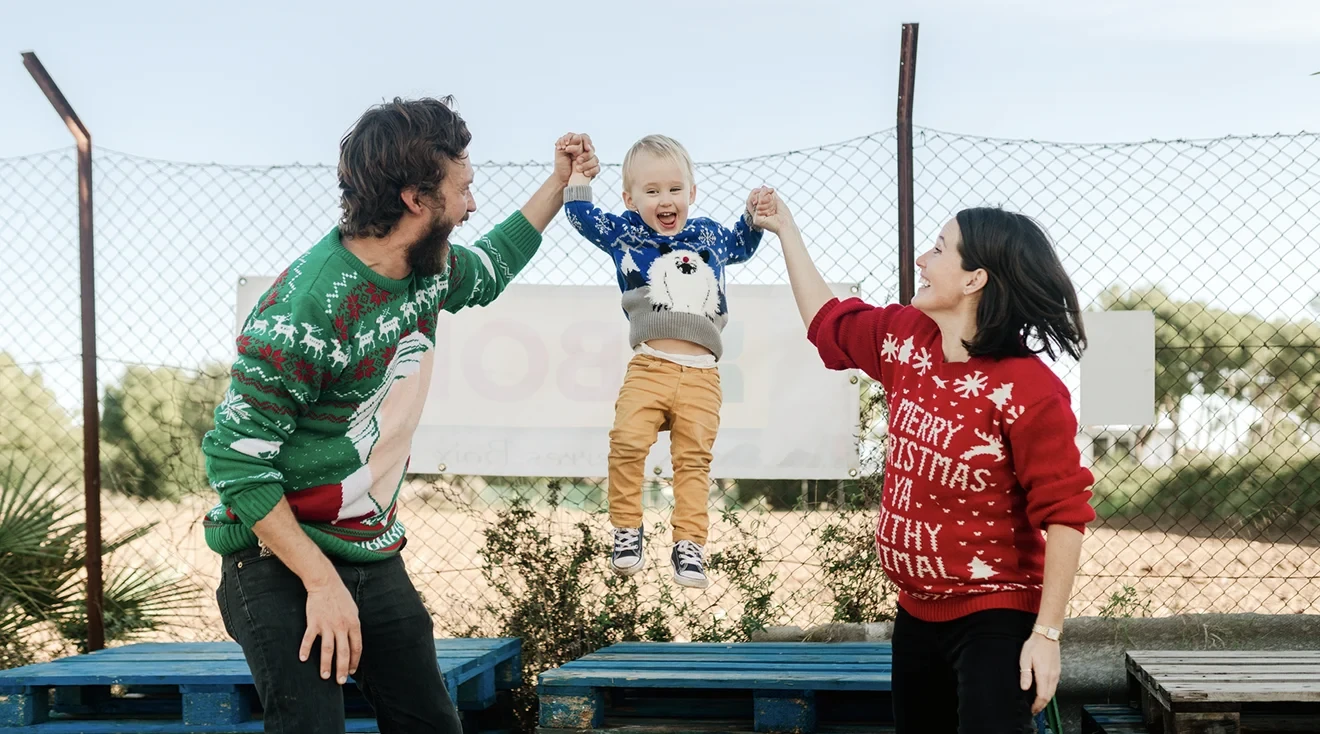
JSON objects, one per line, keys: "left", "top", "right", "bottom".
{"left": 202, "top": 211, "right": 541, "bottom": 561}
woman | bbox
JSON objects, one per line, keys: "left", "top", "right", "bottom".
{"left": 751, "top": 192, "right": 1095, "bottom": 734}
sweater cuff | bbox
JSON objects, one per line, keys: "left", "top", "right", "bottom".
{"left": 1038, "top": 491, "right": 1096, "bottom": 535}
{"left": 227, "top": 482, "right": 286, "bottom": 528}
{"left": 1043, "top": 520, "right": 1091, "bottom": 535}
{"left": 564, "top": 184, "right": 593, "bottom": 204}
{"left": 805, "top": 297, "right": 843, "bottom": 344}
{"left": 497, "top": 210, "right": 544, "bottom": 262}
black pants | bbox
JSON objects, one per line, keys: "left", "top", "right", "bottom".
{"left": 891, "top": 605, "right": 1039, "bottom": 734}
{"left": 217, "top": 547, "right": 463, "bottom": 734}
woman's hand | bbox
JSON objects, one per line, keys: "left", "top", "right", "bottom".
{"left": 1019, "top": 632, "right": 1060, "bottom": 715}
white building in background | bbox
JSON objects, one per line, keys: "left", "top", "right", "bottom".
{"left": 1076, "top": 387, "right": 1320, "bottom": 467}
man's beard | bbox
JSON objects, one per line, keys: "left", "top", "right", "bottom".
{"left": 407, "top": 210, "right": 456, "bottom": 277}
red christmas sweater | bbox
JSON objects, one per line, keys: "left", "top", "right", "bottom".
{"left": 808, "top": 298, "right": 1096, "bottom": 622}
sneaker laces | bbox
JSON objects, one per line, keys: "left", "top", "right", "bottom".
{"left": 614, "top": 528, "right": 642, "bottom": 553}
{"left": 675, "top": 540, "right": 704, "bottom": 569}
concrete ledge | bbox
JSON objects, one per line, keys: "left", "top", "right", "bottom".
{"left": 752, "top": 622, "right": 893, "bottom": 642}
{"left": 753, "top": 614, "right": 1320, "bottom": 733}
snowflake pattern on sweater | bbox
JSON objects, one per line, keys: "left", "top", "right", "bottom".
{"left": 809, "top": 298, "right": 1097, "bottom": 622}
{"left": 562, "top": 184, "right": 763, "bottom": 360}
{"left": 201, "top": 212, "right": 542, "bottom": 562}
{"left": 564, "top": 186, "right": 760, "bottom": 315}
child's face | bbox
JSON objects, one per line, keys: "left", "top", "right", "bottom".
{"left": 622, "top": 152, "right": 696, "bottom": 236}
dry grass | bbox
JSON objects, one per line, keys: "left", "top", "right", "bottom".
{"left": 82, "top": 480, "right": 1320, "bottom": 649}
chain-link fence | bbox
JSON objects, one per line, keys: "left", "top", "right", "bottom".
{"left": 3, "top": 129, "right": 1319, "bottom": 661}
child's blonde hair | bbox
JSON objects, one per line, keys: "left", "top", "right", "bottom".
{"left": 622, "top": 134, "right": 696, "bottom": 190}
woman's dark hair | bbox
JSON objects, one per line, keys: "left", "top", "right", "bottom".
{"left": 954, "top": 207, "right": 1086, "bottom": 361}
{"left": 338, "top": 96, "right": 471, "bottom": 239}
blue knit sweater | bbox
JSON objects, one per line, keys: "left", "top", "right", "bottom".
{"left": 563, "top": 183, "right": 763, "bottom": 360}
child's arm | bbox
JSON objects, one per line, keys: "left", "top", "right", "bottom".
{"left": 563, "top": 178, "right": 630, "bottom": 254}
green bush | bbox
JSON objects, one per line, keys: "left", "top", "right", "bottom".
{"left": 447, "top": 484, "right": 786, "bottom": 732}
{"left": 812, "top": 473, "right": 896, "bottom": 624}
{"left": 1091, "top": 452, "right": 1320, "bottom": 531}
{"left": 686, "top": 507, "right": 784, "bottom": 642}
{"left": 444, "top": 487, "right": 672, "bottom": 732}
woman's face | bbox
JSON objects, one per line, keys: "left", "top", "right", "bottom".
{"left": 913, "top": 218, "right": 981, "bottom": 315}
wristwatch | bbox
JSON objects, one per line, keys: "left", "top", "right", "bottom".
{"left": 1032, "top": 624, "right": 1062, "bottom": 641}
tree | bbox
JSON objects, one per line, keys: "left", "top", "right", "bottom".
{"left": 1228, "top": 317, "right": 1320, "bottom": 449}
{"left": 100, "top": 364, "right": 229, "bottom": 501}
{"left": 1102, "top": 287, "right": 1320, "bottom": 456}
{"left": 0, "top": 354, "right": 78, "bottom": 482}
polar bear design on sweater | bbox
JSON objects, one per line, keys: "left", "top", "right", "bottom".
{"left": 645, "top": 244, "right": 720, "bottom": 321}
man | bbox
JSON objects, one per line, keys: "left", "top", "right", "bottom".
{"left": 201, "top": 96, "right": 598, "bottom": 733}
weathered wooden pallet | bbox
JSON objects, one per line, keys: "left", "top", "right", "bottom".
{"left": 0, "top": 638, "right": 520, "bottom": 733}
{"left": 1125, "top": 649, "right": 1320, "bottom": 733}
{"left": 537, "top": 642, "right": 893, "bottom": 733}
{"left": 537, "top": 642, "right": 1057, "bottom": 734}
{"left": 1083, "top": 701, "right": 1320, "bottom": 734}
{"left": 537, "top": 721, "right": 892, "bottom": 734}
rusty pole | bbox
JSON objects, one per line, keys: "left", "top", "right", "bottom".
{"left": 896, "top": 24, "right": 919, "bottom": 305}
{"left": 22, "top": 51, "right": 104, "bottom": 652}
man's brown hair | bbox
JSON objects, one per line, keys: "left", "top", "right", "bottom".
{"left": 338, "top": 96, "right": 471, "bottom": 239}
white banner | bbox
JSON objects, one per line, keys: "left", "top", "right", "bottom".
{"left": 236, "top": 278, "right": 861, "bottom": 479}
{"left": 1080, "top": 309, "right": 1155, "bottom": 427}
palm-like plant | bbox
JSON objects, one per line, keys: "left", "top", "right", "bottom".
{"left": 0, "top": 462, "right": 198, "bottom": 668}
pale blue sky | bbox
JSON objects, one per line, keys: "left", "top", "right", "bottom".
{"left": 5, "top": 0, "right": 1320, "bottom": 418}
{"left": 4, "top": 0, "right": 1320, "bottom": 164}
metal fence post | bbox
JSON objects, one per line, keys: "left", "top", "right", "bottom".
{"left": 21, "top": 50, "right": 104, "bottom": 652}
{"left": 897, "top": 23, "right": 919, "bottom": 306}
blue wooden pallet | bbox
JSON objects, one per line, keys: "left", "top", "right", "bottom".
{"left": 1081, "top": 704, "right": 1145, "bottom": 734}
{"left": 0, "top": 638, "right": 520, "bottom": 733}
{"left": 537, "top": 642, "right": 1054, "bottom": 734}
{"left": 536, "top": 641, "right": 891, "bottom": 733}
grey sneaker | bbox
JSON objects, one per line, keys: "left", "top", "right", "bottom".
{"left": 671, "top": 540, "right": 709, "bottom": 589}
{"left": 611, "top": 527, "right": 645, "bottom": 576}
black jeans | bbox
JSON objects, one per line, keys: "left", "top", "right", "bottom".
{"left": 891, "top": 605, "right": 1039, "bottom": 734}
{"left": 216, "top": 546, "right": 463, "bottom": 734}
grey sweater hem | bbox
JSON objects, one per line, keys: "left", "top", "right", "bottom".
{"left": 623, "top": 288, "right": 726, "bottom": 361}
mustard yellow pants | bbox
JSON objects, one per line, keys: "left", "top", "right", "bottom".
{"left": 607, "top": 354, "right": 722, "bottom": 545}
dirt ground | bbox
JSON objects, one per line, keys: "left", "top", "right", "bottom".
{"left": 85, "top": 481, "right": 1319, "bottom": 647}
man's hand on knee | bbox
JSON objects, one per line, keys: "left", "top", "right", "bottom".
{"left": 300, "top": 574, "right": 362, "bottom": 685}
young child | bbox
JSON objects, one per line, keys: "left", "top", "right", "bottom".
{"left": 562, "top": 134, "right": 771, "bottom": 588}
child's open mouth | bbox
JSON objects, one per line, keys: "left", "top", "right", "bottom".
{"left": 656, "top": 212, "right": 678, "bottom": 229}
